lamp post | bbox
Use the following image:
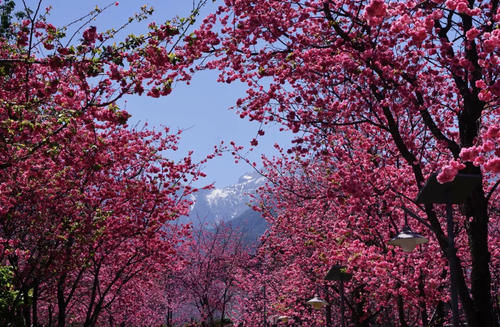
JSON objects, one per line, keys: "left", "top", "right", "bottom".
{"left": 388, "top": 173, "right": 481, "bottom": 327}
{"left": 415, "top": 173, "right": 481, "bottom": 327}
{"left": 307, "top": 265, "right": 352, "bottom": 327}
{"left": 306, "top": 294, "right": 328, "bottom": 310}
{"left": 325, "top": 265, "right": 352, "bottom": 327}
{"left": 306, "top": 293, "right": 330, "bottom": 327}
{"left": 388, "top": 211, "right": 428, "bottom": 252}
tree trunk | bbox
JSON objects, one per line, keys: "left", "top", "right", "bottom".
{"left": 22, "top": 288, "right": 31, "bottom": 327}
{"left": 397, "top": 295, "right": 408, "bottom": 327}
{"left": 418, "top": 273, "right": 428, "bottom": 327}
{"left": 466, "top": 182, "right": 496, "bottom": 327}
{"left": 48, "top": 304, "right": 53, "bottom": 327}
{"left": 57, "top": 273, "right": 67, "bottom": 327}
{"left": 32, "top": 282, "right": 39, "bottom": 327}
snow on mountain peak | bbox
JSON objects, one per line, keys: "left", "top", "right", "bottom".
{"left": 206, "top": 188, "right": 231, "bottom": 205}
{"left": 241, "top": 174, "right": 253, "bottom": 181}
{"left": 186, "top": 171, "right": 267, "bottom": 225}
{"left": 237, "top": 171, "right": 262, "bottom": 184}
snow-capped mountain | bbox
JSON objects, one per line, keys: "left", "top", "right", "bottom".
{"left": 227, "top": 207, "right": 269, "bottom": 245}
{"left": 186, "top": 171, "right": 266, "bottom": 225}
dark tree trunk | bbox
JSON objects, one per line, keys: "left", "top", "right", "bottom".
{"left": 397, "top": 295, "right": 408, "bottom": 327}
{"left": 32, "top": 282, "right": 39, "bottom": 327}
{"left": 22, "top": 288, "right": 31, "bottom": 327}
{"left": 418, "top": 273, "right": 428, "bottom": 327}
{"left": 455, "top": 10, "right": 496, "bottom": 320}
{"left": 48, "top": 304, "right": 53, "bottom": 327}
{"left": 57, "top": 273, "right": 67, "bottom": 327}
{"left": 466, "top": 181, "right": 496, "bottom": 327}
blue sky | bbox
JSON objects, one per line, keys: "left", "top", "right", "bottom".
{"left": 34, "top": 0, "right": 291, "bottom": 187}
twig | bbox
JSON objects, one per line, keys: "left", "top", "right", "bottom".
{"left": 401, "top": 205, "right": 436, "bottom": 232}
{"left": 486, "top": 179, "right": 499, "bottom": 203}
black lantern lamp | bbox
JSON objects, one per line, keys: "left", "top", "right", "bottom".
{"left": 325, "top": 264, "right": 352, "bottom": 327}
{"left": 415, "top": 172, "right": 482, "bottom": 327}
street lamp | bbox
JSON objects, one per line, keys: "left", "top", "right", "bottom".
{"left": 415, "top": 172, "right": 481, "bottom": 327}
{"left": 277, "top": 316, "right": 289, "bottom": 323}
{"left": 306, "top": 266, "right": 352, "bottom": 327}
{"left": 388, "top": 212, "right": 428, "bottom": 252}
{"left": 306, "top": 295, "right": 328, "bottom": 310}
{"left": 325, "top": 265, "right": 352, "bottom": 327}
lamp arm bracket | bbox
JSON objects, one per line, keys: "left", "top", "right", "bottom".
{"left": 401, "top": 205, "right": 436, "bottom": 233}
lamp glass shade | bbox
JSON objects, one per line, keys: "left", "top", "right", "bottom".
{"left": 306, "top": 296, "right": 328, "bottom": 309}
{"left": 388, "top": 226, "right": 428, "bottom": 252}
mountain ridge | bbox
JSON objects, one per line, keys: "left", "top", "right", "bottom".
{"left": 184, "top": 171, "right": 269, "bottom": 244}
{"left": 186, "top": 171, "right": 265, "bottom": 224}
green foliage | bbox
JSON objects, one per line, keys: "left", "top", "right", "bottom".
{"left": 0, "top": 265, "right": 32, "bottom": 327}
{"left": 0, "top": 0, "right": 28, "bottom": 40}
{"left": 0, "top": 265, "right": 20, "bottom": 320}
{"left": 0, "top": 0, "right": 15, "bottom": 38}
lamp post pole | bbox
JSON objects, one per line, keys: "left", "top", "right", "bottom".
{"left": 339, "top": 279, "right": 345, "bottom": 327}
{"left": 323, "top": 283, "right": 332, "bottom": 327}
{"left": 263, "top": 285, "right": 267, "bottom": 327}
{"left": 446, "top": 200, "right": 460, "bottom": 327}
{"left": 325, "top": 265, "right": 351, "bottom": 327}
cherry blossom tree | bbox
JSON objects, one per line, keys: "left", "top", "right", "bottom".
{"left": 171, "top": 221, "right": 251, "bottom": 326}
{"left": 0, "top": 1, "right": 213, "bottom": 326}
{"left": 234, "top": 154, "right": 452, "bottom": 326}
{"left": 191, "top": 0, "right": 499, "bottom": 326}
